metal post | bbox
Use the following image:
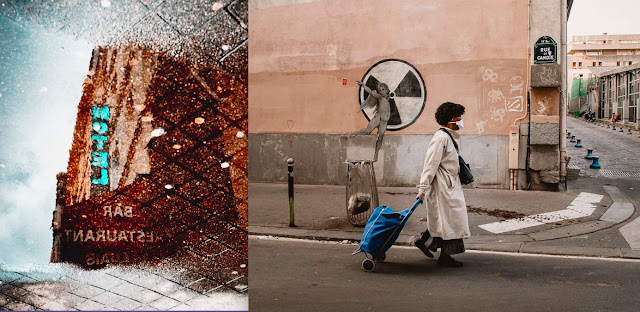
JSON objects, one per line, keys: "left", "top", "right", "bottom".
{"left": 287, "top": 158, "right": 295, "bottom": 227}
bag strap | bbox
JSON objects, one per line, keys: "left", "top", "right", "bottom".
{"left": 439, "top": 128, "right": 458, "bottom": 152}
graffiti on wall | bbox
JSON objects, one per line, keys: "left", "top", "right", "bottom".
{"left": 478, "top": 66, "right": 527, "bottom": 133}
{"left": 349, "top": 59, "right": 426, "bottom": 162}
{"left": 357, "top": 59, "right": 427, "bottom": 131}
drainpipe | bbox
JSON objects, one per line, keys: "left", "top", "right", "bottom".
{"left": 559, "top": 0, "right": 568, "bottom": 189}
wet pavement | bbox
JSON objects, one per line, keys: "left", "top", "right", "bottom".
{"left": 0, "top": 263, "right": 246, "bottom": 311}
{"left": 0, "top": 0, "right": 248, "bottom": 310}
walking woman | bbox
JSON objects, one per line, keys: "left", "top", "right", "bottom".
{"left": 414, "top": 102, "right": 470, "bottom": 267}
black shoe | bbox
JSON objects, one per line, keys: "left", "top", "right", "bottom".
{"left": 438, "top": 255, "right": 463, "bottom": 267}
{"left": 413, "top": 236, "right": 434, "bottom": 258}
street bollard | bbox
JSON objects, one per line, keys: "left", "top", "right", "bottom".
{"left": 612, "top": 125, "right": 617, "bottom": 130}
{"left": 585, "top": 148, "right": 594, "bottom": 159}
{"left": 590, "top": 156, "right": 601, "bottom": 169}
{"left": 575, "top": 139, "right": 582, "bottom": 148}
{"left": 628, "top": 129, "right": 633, "bottom": 135}
{"left": 570, "top": 135, "right": 576, "bottom": 143}
{"left": 619, "top": 128, "right": 624, "bottom": 132}
{"left": 287, "top": 158, "right": 295, "bottom": 227}
{"left": 566, "top": 131, "right": 571, "bottom": 139}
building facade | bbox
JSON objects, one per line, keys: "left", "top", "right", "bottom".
{"left": 590, "top": 64, "right": 640, "bottom": 127}
{"left": 568, "top": 34, "right": 640, "bottom": 112}
{"left": 249, "top": 0, "right": 570, "bottom": 190}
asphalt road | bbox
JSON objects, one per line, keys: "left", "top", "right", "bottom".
{"left": 250, "top": 237, "right": 640, "bottom": 312}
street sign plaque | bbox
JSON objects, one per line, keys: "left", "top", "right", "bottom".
{"left": 534, "top": 36, "right": 557, "bottom": 64}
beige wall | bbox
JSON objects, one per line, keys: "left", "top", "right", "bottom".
{"left": 249, "top": 0, "right": 530, "bottom": 136}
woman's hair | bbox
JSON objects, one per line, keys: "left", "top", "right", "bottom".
{"left": 435, "top": 102, "right": 465, "bottom": 126}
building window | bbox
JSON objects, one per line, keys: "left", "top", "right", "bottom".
{"left": 617, "top": 61, "right": 621, "bottom": 66}
{"left": 573, "top": 62, "right": 576, "bottom": 68}
{"left": 630, "top": 61, "right": 633, "bottom": 65}
{"left": 579, "top": 62, "right": 582, "bottom": 68}
{"left": 599, "top": 62, "right": 603, "bottom": 66}
{"left": 593, "top": 62, "right": 597, "bottom": 66}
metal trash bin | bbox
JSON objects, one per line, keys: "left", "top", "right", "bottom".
{"left": 346, "top": 160, "right": 379, "bottom": 226}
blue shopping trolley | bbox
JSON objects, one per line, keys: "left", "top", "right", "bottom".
{"left": 352, "top": 199, "right": 422, "bottom": 272}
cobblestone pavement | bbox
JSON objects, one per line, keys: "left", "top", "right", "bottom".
{"left": 566, "top": 117, "right": 640, "bottom": 178}
{"left": 1, "top": 263, "right": 247, "bottom": 311}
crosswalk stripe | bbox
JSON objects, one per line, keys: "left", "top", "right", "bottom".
{"left": 620, "top": 217, "right": 640, "bottom": 250}
{"left": 478, "top": 192, "right": 603, "bottom": 234}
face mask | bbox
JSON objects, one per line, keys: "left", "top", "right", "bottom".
{"left": 449, "top": 119, "right": 464, "bottom": 129}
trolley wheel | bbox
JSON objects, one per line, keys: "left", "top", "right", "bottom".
{"left": 362, "top": 259, "right": 375, "bottom": 272}
{"left": 374, "top": 253, "right": 386, "bottom": 263}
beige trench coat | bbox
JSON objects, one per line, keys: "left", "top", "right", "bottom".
{"left": 416, "top": 128, "right": 471, "bottom": 240}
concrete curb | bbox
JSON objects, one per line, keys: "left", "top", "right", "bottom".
{"left": 249, "top": 225, "right": 640, "bottom": 260}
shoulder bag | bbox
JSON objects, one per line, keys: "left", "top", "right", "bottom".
{"left": 440, "top": 128, "right": 474, "bottom": 185}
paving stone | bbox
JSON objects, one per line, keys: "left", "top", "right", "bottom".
{"left": 150, "top": 280, "right": 184, "bottom": 296}
{"left": 187, "top": 277, "right": 225, "bottom": 294}
{"left": 21, "top": 281, "right": 72, "bottom": 300}
{"left": 166, "top": 288, "right": 198, "bottom": 302}
{"left": 169, "top": 303, "right": 193, "bottom": 310}
{"left": 148, "top": 295, "right": 181, "bottom": 310}
{"left": 108, "top": 281, "right": 146, "bottom": 298}
{"left": 0, "top": 293, "right": 12, "bottom": 306}
{"left": 39, "top": 299, "right": 71, "bottom": 311}
{"left": 110, "top": 296, "right": 144, "bottom": 311}
{"left": 0, "top": 272, "right": 38, "bottom": 284}
{"left": 74, "top": 299, "right": 109, "bottom": 311}
{"left": 0, "top": 271, "right": 26, "bottom": 284}
{"left": 138, "top": 304, "right": 160, "bottom": 311}
{"left": 3, "top": 300, "right": 37, "bottom": 311}
{"left": 17, "top": 292, "right": 52, "bottom": 310}
{"left": 87, "top": 272, "right": 126, "bottom": 290}
{"left": 225, "top": 275, "right": 247, "bottom": 293}
{"left": 53, "top": 292, "right": 87, "bottom": 308}
{"left": 127, "top": 272, "right": 168, "bottom": 289}
{"left": 227, "top": 0, "right": 248, "bottom": 27}
{"left": 188, "top": 10, "right": 247, "bottom": 65}
{"left": 0, "top": 284, "right": 31, "bottom": 300}
{"left": 156, "top": 0, "right": 232, "bottom": 35}
{"left": 69, "top": 284, "right": 107, "bottom": 299}
{"left": 91, "top": 290, "right": 126, "bottom": 306}
{"left": 132, "top": 288, "right": 163, "bottom": 304}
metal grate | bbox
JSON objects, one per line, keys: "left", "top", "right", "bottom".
{"left": 600, "top": 169, "right": 640, "bottom": 178}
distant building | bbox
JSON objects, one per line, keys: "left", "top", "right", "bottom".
{"left": 587, "top": 64, "right": 640, "bottom": 128}
{"left": 568, "top": 34, "right": 640, "bottom": 112}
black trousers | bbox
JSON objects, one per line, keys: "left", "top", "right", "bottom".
{"left": 420, "top": 230, "right": 465, "bottom": 256}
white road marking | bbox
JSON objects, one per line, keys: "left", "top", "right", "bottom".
{"left": 478, "top": 192, "right": 604, "bottom": 234}
{"left": 620, "top": 217, "right": 640, "bottom": 250}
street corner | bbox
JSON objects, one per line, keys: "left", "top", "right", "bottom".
{"left": 469, "top": 189, "right": 617, "bottom": 243}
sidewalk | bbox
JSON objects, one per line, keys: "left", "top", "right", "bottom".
{"left": 249, "top": 182, "right": 640, "bottom": 259}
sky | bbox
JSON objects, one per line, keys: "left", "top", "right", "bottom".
{"left": 0, "top": 16, "right": 92, "bottom": 269}
{"left": 568, "top": 0, "right": 640, "bottom": 40}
